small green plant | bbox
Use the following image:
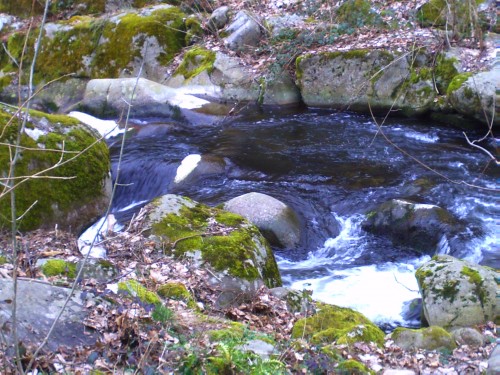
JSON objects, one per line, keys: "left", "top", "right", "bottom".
{"left": 152, "top": 304, "right": 174, "bottom": 324}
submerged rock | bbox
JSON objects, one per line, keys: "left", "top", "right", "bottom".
{"left": 223, "top": 192, "right": 301, "bottom": 249}
{"left": 362, "top": 199, "right": 463, "bottom": 254}
{"left": 0, "top": 105, "right": 111, "bottom": 233}
{"left": 416, "top": 255, "right": 499, "bottom": 328}
{"left": 145, "top": 194, "right": 282, "bottom": 298}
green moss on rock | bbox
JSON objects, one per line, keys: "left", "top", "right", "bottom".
{"left": 291, "top": 303, "right": 385, "bottom": 347}
{"left": 173, "top": 47, "right": 216, "bottom": 81}
{"left": 157, "top": 282, "right": 197, "bottom": 309}
{"left": 0, "top": 105, "right": 110, "bottom": 232}
{"left": 208, "top": 322, "right": 246, "bottom": 342}
{"left": 446, "top": 73, "right": 472, "bottom": 96}
{"left": 118, "top": 279, "right": 161, "bottom": 305}
{"left": 0, "top": 255, "right": 7, "bottom": 265}
{"left": 434, "top": 54, "right": 459, "bottom": 94}
{"left": 337, "top": 359, "right": 375, "bottom": 374}
{"left": 149, "top": 199, "right": 282, "bottom": 288}
{"left": 41, "top": 259, "right": 77, "bottom": 278}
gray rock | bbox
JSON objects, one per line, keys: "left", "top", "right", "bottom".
{"left": 224, "top": 192, "right": 301, "bottom": 248}
{"left": 81, "top": 78, "right": 221, "bottom": 124}
{"left": 266, "top": 14, "right": 305, "bottom": 37}
{"left": 448, "top": 70, "right": 499, "bottom": 127}
{"left": 451, "top": 327, "right": 484, "bottom": 347}
{"left": 487, "top": 344, "right": 500, "bottom": 375}
{"left": 224, "top": 11, "right": 262, "bottom": 52}
{"left": 270, "top": 287, "right": 312, "bottom": 314}
{"left": 0, "top": 279, "right": 97, "bottom": 350}
{"left": 209, "top": 6, "right": 230, "bottom": 31}
{"left": 297, "top": 50, "right": 435, "bottom": 116}
{"left": 416, "top": 255, "right": 499, "bottom": 328}
{"left": 262, "top": 72, "right": 301, "bottom": 106}
{"left": 237, "top": 339, "right": 276, "bottom": 360}
{"left": 362, "top": 199, "right": 462, "bottom": 254}
{"left": 391, "top": 326, "right": 456, "bottom": 351}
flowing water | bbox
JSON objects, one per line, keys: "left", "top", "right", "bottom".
{"left": 103, "top": 107, "right": 499, "bottom": 328}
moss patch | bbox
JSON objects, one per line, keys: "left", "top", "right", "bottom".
{"left": 337, "top": 359, "right": 375, "bottom": 374}
{"left": 173, "top": 46, "right": 216, "bottom": 81}
{"left": 157, "top": 282, "right": 197, "bottom": 309}
{"left": 208, "top": 322, "right": 246, "bottom": 342}
{"left": 41, "top": 259, "right": 77, "bottom": 278}
{"left": 118, "top": 279, "right": 161, "bottom": 305}
{"left": 446, "top": 73, "right": 472, "bottom": 96}
{"left": 291, "top": 303, "right": 384, "bottom": 347}
{"left": 0, "top": 105, "right": 110, "bottom": 231}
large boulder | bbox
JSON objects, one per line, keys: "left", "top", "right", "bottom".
{"left": 0, "top": 5, "right": 187, "bottom": 91}
{"left": 81, "top": 78, "right": 221, "bottom": 123}
{"left": 416, "top": 255, "right": 500, "bottom": 328}
{"left": 0, "top": 104, "right": 111, "bottom": 233}
{"left": 447, "top": 71, "right": 499, "bottom": 127}
{"left": 0, "top": 279, "right": 98, "bottom": 350}
{"left": 291, "top": 303, "right": 385, "bottom": 347}
{"left": 362, "top": 199, "right": 463, "bottom": 254}
{"left": 296, "top": 49, "right": 436, "bottom": 116}
{"left": 145, "top": 194, "right": 282, "bottom": 296}
{"left": 166, "top": 48, "right": 301, "bottom": 106}
{"left": 223, "top": 192, "right": 301, "bottom": 249}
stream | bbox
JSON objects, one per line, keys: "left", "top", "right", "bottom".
{"left": 102, "top": 107, "right": 498, "bottom": 328}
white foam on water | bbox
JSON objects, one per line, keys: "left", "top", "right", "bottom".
{"left": 404, "top": 131, "right": 439, "bottom": 143}
{"left": 174, "top": 154, "right": 201, "bottom": 183}
{"left": 78, "top": 214, "right": 124, "bottom": 258}
{"left": 69, "top": 111, "right": 124, "bottom": 139}
{"left": 289, "top": 257, "right": 428, "bottom": 326}
{"left": 117, "top": 199, "right": 149, "bottom": 212}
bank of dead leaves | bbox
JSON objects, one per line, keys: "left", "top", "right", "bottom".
{"left": 0, "top": 226, "right": 498, "bottom": 374}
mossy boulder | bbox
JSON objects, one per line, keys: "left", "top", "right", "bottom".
{"left": 0, "top": 104, "right": 111, "bottom": 233}
{"left": 362, "top": 199, "right": 463, "bottom": 254}
{"left": 291, "top": 303, "right": 385, "bottom": 347}
{"left": 447, "top": 71, "right": 499, "bottom": 127}
{"left": 145, "top": 194, "right": 282, "bottom": 292}
{"left": 118, "top": 279, "right": 161, "bottom": 305}
{"left": 0, "top": 5, "right": 187, "bottom": 86}
{"left": 391, "top": 326, "right": 457, "bottom": 351}
{"left": 296, "top": 49, "right": 435, "bottom": 116}
{"left": 416, "top": 255, "right": 499, "bottom": 328}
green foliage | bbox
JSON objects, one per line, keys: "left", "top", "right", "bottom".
{"left": 417, "top": 0, "right": 484, "bottom": 42}
{"left": 336, "top": 0, "right": 385, "bottom": 29}
{"left": 152, "top": 304, "right": 174, "bottom": 323}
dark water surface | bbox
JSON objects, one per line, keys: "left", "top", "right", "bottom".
{"left": 107, "top": 108, "right": 499, "bottom": 326}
